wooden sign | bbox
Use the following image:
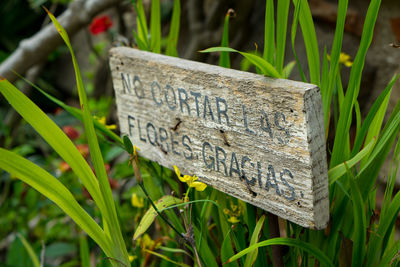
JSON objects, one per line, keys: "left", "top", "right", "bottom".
{"left": 109, "top": 47, "right": 329, "bottom": 229}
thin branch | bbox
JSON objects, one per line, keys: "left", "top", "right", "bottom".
{"left": 0, "top": 0, "right": 123, "bottom": 83}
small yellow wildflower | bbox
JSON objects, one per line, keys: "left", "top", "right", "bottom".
{"left": 224, "top": 199, "right": 244, "bottom": 223}
{"left": 227, "top": 216, "right": 240, "bottom": 224}
{"left": 173, "top": 165, "right": 207, "bottom": 191}
{"left": 128, "top": 255, "right": 137, "bottom": 262}
{"left": 96, "top": 116, "right": 117, "bottom": 130}
{"left": 136, "top": 234, "right": 162, "bottom": 251}
{"left": 327, "top": 52, "right": 353, "bottom": 67}
{"left": 131, "top": 193, "right": 144, "bottom": 208}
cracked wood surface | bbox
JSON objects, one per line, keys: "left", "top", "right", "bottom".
{"left": 109, "top": 47, "right": 329, "bottom": 229}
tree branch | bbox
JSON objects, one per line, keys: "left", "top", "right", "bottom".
{"left": 0, "top": 0, "right": 122, "bottom": 83}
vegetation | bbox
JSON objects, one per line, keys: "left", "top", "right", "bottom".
{"left": 0, "top": 0, "right": 399, "bottom": 266}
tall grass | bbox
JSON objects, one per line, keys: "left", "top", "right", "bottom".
{"left": 0, "top": 0, "right": 399, "bottom": 266}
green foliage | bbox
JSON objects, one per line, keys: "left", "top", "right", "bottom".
{"left": 1, "top": 0, "right": 400, "bottom": 266}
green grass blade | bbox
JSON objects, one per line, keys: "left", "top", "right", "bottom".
{"left": 290, "top": 0, "right": 307, "bottom": 82}
{"left": 0, "top": 79, "right": 106, "bottom": 221}
{"left": 263, "top": 0, "right": 275, "bottom": 65}
{"left": 201, "top": 47, "right": 282, "bottom": 78}
{"left": 221, "top": 231, "right": 239, "bottom": 267}
{"left": 244, "top": 215, "right": 266, "bottom": 267}
{"left": 165, "top": 0, "right": 180, "bottom": 57}
{"left": 379, "top": 240, "right": 400, "bottom": 266}
{"left": 150, "top": 0, "right": 161, "bottom": 53}
{"left": 367, "top": 176, "right": 400, "bottom": 266}
{"left": 321, "top": 47, "right": 329, "bottom": 95}
{"left": 219, "top": 10, "right": 232, "bottom": 68}
{"left": 193, "top": 224, "right": 218, "bottom": 267}
{"left": 330, "top": 0, "right": 382, "bottom": 168}
{"left": 276, "top": 0, "right": 290, "bottom": 73}
{"left": 133, "top": 195, "right": 182, "bottom": 240}
{"left": 46, "top": 11, "right": 129, "bottom": 265}
{"left": 322, "top": 0, "right": 349, "bottom": 132}
{"left": 360, "top": 85, "right": 392, "bottom": 167}
{"left": 79, "top": 234, "right": 90, "bottom": 267}
{"left": 0, "top": 149, "right": 112, "bottom": 257}
{"left": 357, "top": 101, "right": 400, "bottom": 200}
{"left": 329, "top": 137, "right": 376, "bottom": 185}
{"left": 16, "top": 233, "right": 40, "bottom": 267}
{"left": 135, "top": 0, "right": 150, "bottom": 50}
{"left": 240, "top": 52, "right": 282, "bottom": 78}
{"left": 226, "top": 237, "right": 334, "bottom": 267}
{"left": 292, "top": 0, "right": 320, "bottom": 86}
{"left": 144, "top": 249, "right": 190, "bottom": 267}
{"left": 351, "top": 74, "right": 399, "bottom": 157}
{"left": 282, "top": 61, "right": 295, "bottom": 79}
{"left": 346, "top": 166, "right": 366, "bottom": 267}
{"left": 133, "top": 30, "right": 149, "bottom": 51}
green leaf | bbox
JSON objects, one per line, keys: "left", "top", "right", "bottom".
{"left": 123, "top": 135, "right": 133, "bottom": 155}
{"left": 46, "top": 11, "right": 129, "bottom": 265}
{"left": 144, "top": 249, "right": 190, "bottom": 267}
{"left": 193, "top": 224, "right": 218, "bottom": 267}
{"left": 366, "top": 162, "right": 400, "bottom": 266}
{"left": 219, "top": 10, "right": 232, "bottom": 68}
{"left": 357, "top": 101, "right": 400, "bottom": 200}
{"left": 263, "top": 0, "right": 275, "bottom": 64}
{"left": 351, "top": 74, "right": 399, "bottom": 157}
{"left": 135, "top": 0, "right": 150, "bottom": 50}
{"left": 227, "top": 237, "right": 334, "bottom": 267}
{"left": 244, "top": 215, "right": 266, "bottom": 267}
{"left": 200, "top": 47, "right": 281, "bottom": 78}
{"left": 328, "top": 137, "right": 376, "bottom": 185}
{"left": 322, "top": 0, "right": 349, "bottom": 132}
{"left": 330, "top": 0, "right": 382, "bottom": 168}
{"left": 282, "top": 61, "right": 296, "bottom": 79}
{"left": 347, "top": 167, "right": 366, "bottom": 267}
{"left": 134, "top": 195, "right": 182, "bottom": 240}
{"left": 0, "top": 79, "right": 106, "bottom": 221}
{"left": 165, "top": 0, "right": 180, "bottom": 57}
{"left": 16, "top": 233, "right": 40, "bottom": 267}
{"left": 150, "top": 0, "right": 161, "bottom": 53}
{"left": 292, "top": 0, "right": 320, "bottom": 86}
{"left": 275, "top": 0, "right": 290, "bottom": 73}
{"left": 0, "top": 149, "right": 112, "bottom": 257}
{"left": 290, "top": 0, "right": 307, "bottom": 82}
{"left": 79, "top": 234, "right": 90, "bottom": 267}
{"left": 221, "top": 231, "right": 239, "bottom": 267}
{"left": 360, "top": 84, "right": 391, "bottom": 167}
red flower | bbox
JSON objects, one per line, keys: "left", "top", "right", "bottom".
{"left": 89, "top": 15, "right": 113, "bottom": 35}
{"left": 63, "top": 126, "right": 80, "bottom": 140}
{"left": 76, "top": 144, "right": 90, "bottom": 158}
{"left": 59, "top": 161, "right": 71, "bottom": 173}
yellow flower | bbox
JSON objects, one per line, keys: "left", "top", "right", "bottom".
{"left": 227, "top": 216, "right": 240, "bottom": 224}
{"left": 339, "top": 52, "right": 353, "bottom": 67}
{"left": 173, "top": 165, "right": 207, "bottom": 191}
{"left": 128, "top": 255, "right": 137, "bottom": 262}
{"left": 136, "top": 234, "right": 161, "bottom": 251}
{"left": 131, "top": 193, "right": 144, "bottom": 208}
{"left": 327, "top": 52, "right": 353, "bottom": 67}
{"left": 190, "top": 181, "right": 207, "bottom": 191}
{"left": 96, "top": 116, "right": 117, "bottom": 130}
{"left": 224, "top": 199, "right": 244, "bottom": 223}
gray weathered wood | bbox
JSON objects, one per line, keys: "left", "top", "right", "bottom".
{"left": 109, "top": 47, "right": 329, "bottom": 229}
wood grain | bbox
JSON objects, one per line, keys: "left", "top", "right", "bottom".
{"left": 109, "top": 47, "right": 329, "bottom": 229}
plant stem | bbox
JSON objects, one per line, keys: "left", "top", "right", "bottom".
{"left": 130, "top": 154, "right": 187, "bottom": 242}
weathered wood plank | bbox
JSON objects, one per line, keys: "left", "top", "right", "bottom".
{"left": 109, "top": 47, "right": 329, "bottom": 229}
